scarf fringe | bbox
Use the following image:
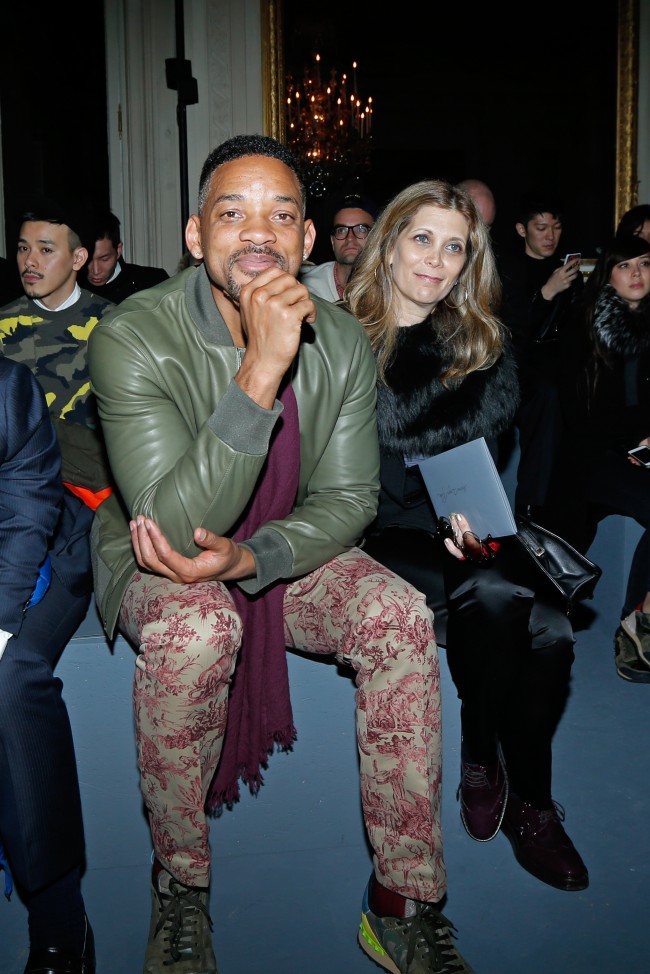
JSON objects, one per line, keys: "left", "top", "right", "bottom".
{"left": 206, "top": 722, "right": 298, "bottom": 815}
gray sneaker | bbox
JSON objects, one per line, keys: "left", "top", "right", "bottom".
{"left": 358, "top": 882, "right": 475, "bottom": 974}
{"left": 615, "top": 617, "right": 650, "bottom": 683}
{"left": 627, "top": 610, "right": 650, "bottom": 664}
{"left": 144, "top": 866, "right": 217, "bottom": 973}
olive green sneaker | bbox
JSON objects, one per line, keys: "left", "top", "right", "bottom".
{"left": 615, "top": 615, "right": 650, "bottom": 683}
{"left": 144, "top": 865, "right": 217, "bottom": 973}
{"left": 624, "top": 611, "right": 650, "bottom": 664}
{"left": 358, "top": 882, "right": 475, "bottom": 974}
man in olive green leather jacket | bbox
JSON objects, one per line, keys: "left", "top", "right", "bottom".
{"left": 88, "top": 136, "right": 457, "bottom": 974}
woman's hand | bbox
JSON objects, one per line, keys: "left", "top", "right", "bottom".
{"left": 541, "top": 258, "right": 581, "bottom": 300}
{"left": 443, "top": 512, "right": 490, "bottom": 562}
{"left": 439, "top": 512, "right": 498, "bottom": 564}
{"left": 627, "top": 436, "right": 650, "bottom": 466}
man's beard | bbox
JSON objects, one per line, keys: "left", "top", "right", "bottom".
{"left": 22, "top": 276, "right": 45, "bottom": 299}
{"left": 224, "top": 246, "right": 287, "bottom": 302}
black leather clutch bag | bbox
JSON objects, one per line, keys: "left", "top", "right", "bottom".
{"left": 514, "top": 515, "right": 602, "bottom": 614}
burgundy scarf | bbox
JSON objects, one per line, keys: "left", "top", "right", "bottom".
{"left": 207, "top": 382, "right": 300, "bottom": 812}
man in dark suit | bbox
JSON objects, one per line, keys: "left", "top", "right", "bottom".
{"left": 0, "top": 192, "right": 117, "bottom": 973}
{"left": 0, "top": 358, "right": 95, "bottom": 974}
{"left": 80, "top": 209, "right": 169, "bottom": 305}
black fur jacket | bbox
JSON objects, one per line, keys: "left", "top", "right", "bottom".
{"left": 376, "top": 317, "right": 519, "bottom": 456}
{"left": 592, "top": 284, "right": 650, "bottom": 356}
{"left": 371, "top": 317, "right": 519, "bottom": 534}
{"left": 562, "top": 284, "right": 650, "bottom": 452}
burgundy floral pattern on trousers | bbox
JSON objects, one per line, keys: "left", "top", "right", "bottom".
{"left": 119, "top": 547, "right": 446, "bottom": 901}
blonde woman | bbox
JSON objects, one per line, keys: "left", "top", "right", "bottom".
{"left": 347, "top": 180, "right": 588, "bottom": 900}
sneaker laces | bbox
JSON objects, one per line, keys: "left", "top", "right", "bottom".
{"left": 399, "top": 903, "right": 467, "bottom": 973}
{"left": 155, "top": 878, "right": 213, "bottom": 963}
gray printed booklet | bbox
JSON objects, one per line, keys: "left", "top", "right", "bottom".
{"left": 417, "top": 437, "right": 518, "bottom": 540}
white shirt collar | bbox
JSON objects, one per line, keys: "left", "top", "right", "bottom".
{"left": 107, "top": 262, "right": 122, "bottom": 284}
{"left": 33, "top": 282, "right": 81, "bottom": 312}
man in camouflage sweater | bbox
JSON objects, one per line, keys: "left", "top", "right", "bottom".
{"left": 0, "top": 196, "right": 113, "bottom": 974}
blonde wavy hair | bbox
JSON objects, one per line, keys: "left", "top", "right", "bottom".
{"left": 345, "top": 179, "right": 504, "bottom": 385}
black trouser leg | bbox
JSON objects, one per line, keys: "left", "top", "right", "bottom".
{"left": 444, "top": 540, "right": 575, "bottom": 806}
{"left": 514, "top": 378, "right": 562, "bottom": 513}
{"left": 571, "top": 451, "right": 650, "bottom": 617}
{"left": 0, "top": 571, "right": 90, "bottom": 894}
{"left": 496, "top": 594, "right": 575, "bottom": 806}
{"left": 624, "top": 527, "right": 650, "bottom": 616}
{"left": 445, "top": 564, "right": 535, "bottom": 765}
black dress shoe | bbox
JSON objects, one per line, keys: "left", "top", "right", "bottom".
{"left": 23, "top": 916, "right": 95, "bottom": 974}
{"left": 501, "top": 792, "right": 589, "bottom": 891}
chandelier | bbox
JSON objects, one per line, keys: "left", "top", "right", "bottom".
{"left": 285, "top": 54, "right": 374, "bottom": 196}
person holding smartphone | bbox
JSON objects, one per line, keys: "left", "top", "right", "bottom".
{"left": 497, "top": 193, "right": 584, "bottom": 522}
{"left": 548, "top": 233, "right": 650, "bottom": 681}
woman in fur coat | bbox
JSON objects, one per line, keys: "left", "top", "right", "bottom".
{"left": 346, "top": 179, "right": 588, "bottom": 893}
{"left": 550, "top": 233, "right": 650, "bottom": 682}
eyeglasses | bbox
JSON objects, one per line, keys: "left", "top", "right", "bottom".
{"left": 332, "top": 223, "right": 372, "bottom": 240}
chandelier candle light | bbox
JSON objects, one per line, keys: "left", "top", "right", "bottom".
{"left": 286, "top": 53, "right": 374, "bottom": 191}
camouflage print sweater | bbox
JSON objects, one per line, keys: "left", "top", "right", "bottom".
{"left": 0, "top": 288, "right": 113, "bottom": 428}
{"left": 0, "top": 289, "right": 115, "bottom": 493}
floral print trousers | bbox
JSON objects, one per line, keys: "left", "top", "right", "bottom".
{"left": 118, "top": 547, "right": 446, "bottom": 903}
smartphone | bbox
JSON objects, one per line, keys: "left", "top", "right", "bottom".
{"left": 628, "top": 445, "right": 650, "bottom": 466}
{"left": 563, "top": 252, "right": 582, "bottom": 265}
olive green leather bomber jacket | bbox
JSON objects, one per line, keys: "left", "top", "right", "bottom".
{"left": 88, "top": 265, "right": 380, "bottom": 639}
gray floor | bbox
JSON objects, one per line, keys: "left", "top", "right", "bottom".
{"left": 0, "top": 516, "right": 648, "bottom": 974}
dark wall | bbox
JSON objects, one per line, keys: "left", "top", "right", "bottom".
{"left": 0, "top": 6, "right": 109, "bottom": 254}
{"left": 283, "top": 2, "right": 618, "bottom": 264}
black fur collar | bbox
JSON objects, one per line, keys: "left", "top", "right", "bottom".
{"left": 593, "top": 285, "right": 650, "bottom": 356}
{"left": 376, "top": 319, "right": 519, "bottom": 456}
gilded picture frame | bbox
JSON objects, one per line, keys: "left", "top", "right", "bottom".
{"left": 617, "top": 0, "right": 640, "bottom": 222}
{"left": 262, "top": 0, "right": 639, "bottom": 223}
{"left": 261, "top": 0, "right": 285, "bottom": 143}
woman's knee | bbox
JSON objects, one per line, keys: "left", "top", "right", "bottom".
{"left": 448, "top": 569, "right": 533, "bottom": 624}
{"left": 533, "top": 626, "right": 575, "bottom": 667}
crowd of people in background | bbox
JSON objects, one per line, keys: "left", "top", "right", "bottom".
{"left": 0, "top": 134, "right": 649, "bottom": 974}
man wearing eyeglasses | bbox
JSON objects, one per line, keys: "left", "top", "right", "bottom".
{"left": 301, "top": 192, "right": 379, "bottom": 301}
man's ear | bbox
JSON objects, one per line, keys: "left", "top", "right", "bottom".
{"left": 73, "top": 247, "right": 88, "bottom": 270}
{"left": 185, "top": 215, "right": 202, "bottom": 259}
{"left": 302, "top": 218, "right": 316, "bottom": 260}
{"left": 116, "top": 242, "right": 123, "bottom": 260}
{"left": 515, "top": 223, "right": 526, "bottom": 239}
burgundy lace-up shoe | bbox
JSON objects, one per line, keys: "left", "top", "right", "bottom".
{"left": 501, "top": 792, "right": 589, "bottom": 891}
{"left": 457, "top": 751, "right": 508, "bottom": 842}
